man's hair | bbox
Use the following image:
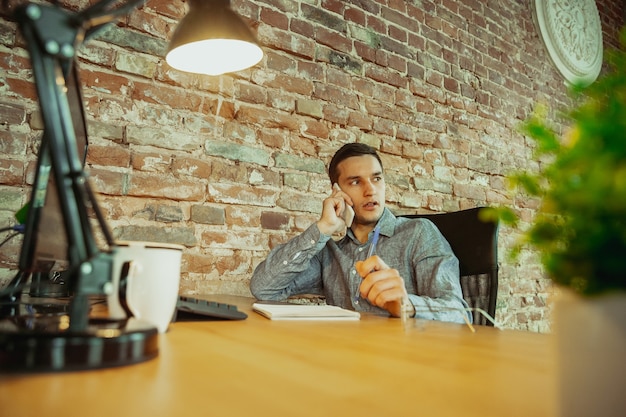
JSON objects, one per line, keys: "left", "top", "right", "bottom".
{"left": 328, "top": 143, "right": 383, "bottom": 184}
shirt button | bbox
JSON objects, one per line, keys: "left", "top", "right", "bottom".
{"left": 282, "top": 260, "right": 288, "bottom": 265}
{"left": 358, "top": 247, "right": 363, "bottom": 252}
{"left": 310, "top": 239, "right": 315, "bottom": 245}
{"left": 351, "top": 269, "right": 356, "bottom": 275}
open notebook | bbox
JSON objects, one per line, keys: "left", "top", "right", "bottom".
{"left": 252, "top": 303, "right": 360, "bottom": 321}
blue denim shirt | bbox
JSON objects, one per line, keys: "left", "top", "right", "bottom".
{"left": 250, "top": 208, "right": 470, "bottom": 324}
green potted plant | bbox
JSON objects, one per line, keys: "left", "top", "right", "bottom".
{"left": 501, "top": 30, "right": 626, "bottom": 417}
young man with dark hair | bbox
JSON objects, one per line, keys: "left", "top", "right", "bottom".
{"left": 250, "top": 143, "right": 469, "bottom": 323}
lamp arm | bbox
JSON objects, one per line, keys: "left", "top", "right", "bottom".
{"left": 14, "top": 1, "right": 143, "bottom": 330}
{"left": 79, "top": 0, "right": 146, "bottom": 41}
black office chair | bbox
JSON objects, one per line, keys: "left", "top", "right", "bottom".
{"left": 400, "top": 207, "right": 499, "bottom": 326}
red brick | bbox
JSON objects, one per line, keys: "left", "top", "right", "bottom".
{"left": 380, "top": 139, "right": 403, "bottom": 156}
{"left": 5, "top": 77, "right": 37, "bottom": 101}
{"left": 201, "top": 229, "right": 265, "bottom": 250}
{"left": 0, "top": 102, "right": 26, "bottom": 125}
{"left": 0, "top": 130, "right": 28, "bottom": 155}
{"left": 365, "top": 64, "right": 407, "bottom": 88}
{"left": 302, "top": 118, "right": 330, "bottom": 139}
{"left": 87, "top": 144, "right": 131, "bottom": 168}
{"left": 208, "top": 183, "right": 278, "bottom": 207}
{"left": 323, "top": 104, "right": 349, "bottom": 125}
{"left": 407, "top": 61, "right": 425, "bottom": 79}
{"left": 297, "top": 61, "right": 325, "bottom": 81}
{"left": 352, "top": 78, "right": 375, "bottom": 98}
{"left": 344, "top": 6, "right": 366, "bottom": 25}
{"left": 453, "top": 183, "right": 487, "bottom": 201}
{"left": 289, "top": 137, "right": 318, "bottom": 158}
{"left": 317, "top": 27, "right": 352, "bottom": 54}
{"left": 132, "top": 81, "right": 202, "bottom": 111}
{"left": 408, "top": 33, "right": 426, "bottom": 51}
{"left": 0, "top": 49, "right": 31, "bottom": 72}
{"left": 213, "top": 100, "right": 236, "bottom": 120}
{"left": 258, "top": 129, "right": 287, "bottom": 149}
{"left": 129, "top": 172, "right": 205, "bottom": 201}
{"left": 209, "top": 160, "right": 247, "bottom": 183}
{"left": 373, "top": 118, "right": 394, "bottom": 136}
{"left": 172, "top": 157, "right": 211, "bottom": 179}
{"left": 81, "top": 69, "right": 131, "bottom": 97}
{"left": 149, "top": 0, "right": 187, "bottom": 19}
{"left": 313, "top": 84, "right": 359, "bottom": 110}
{"left": 444, "top": 76, "right": 460, "bottom": 93}
{"left": 260, "top": 7, "right": 289, "bottom": 30}
{"left": 128, "top": 8, "right": 169, "bottom": 38}
{"left": 182, "top": 252, "right": 216, "bottom": 274}
{"left": 260, "top": 211, "right": 290, "bottom": 230}
{"left": 131, "top": 152, "right": 172, "bottom": 172}
{"left": 0, "top": 159, "right": 24, "bottom": 185}
{"left": 289, "top": 19, "right": 315, "bottom": 39}
{"left": 260, "top": 27, "right": 316, "bottom": 59}
{"left": 88, "top": 168, "right": 128, "bottom": 196}
{"left": 396, "top": 123, "right": 416, "bottom": 141}
{"left": 226, "top": 205, "right": 262, "bottom": 228}
{"left": 236, "top": 82, "right": 267, "bottom": 104}
{"left": 382, "top": 5, "right": 417, "bottom": 32}
{"left": 322, "top": 0, "right": 345, "bottom": 14}
{"left": 354, "top": 41, "right": 377, "bottom": 63}
{"left": 261, "top": 73, "right": 314, "bottom": 96}
{"left": 347, "top": 111, "right": 373, "bottom": 131}
{"left": 327, "top": 68, "right": 351, "bottom": 88}
{"left": 266, "top": 51, "right": 297, "bottom": 72}
{"left": 389, "top": 25, "right": 408, "bottom": 43}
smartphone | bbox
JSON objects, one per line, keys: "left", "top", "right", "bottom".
{"left": 333, "top": 183, "right": 354, "bottom": 227}
{"left": 342, "top": 204, "right": 354, "bottom": 227}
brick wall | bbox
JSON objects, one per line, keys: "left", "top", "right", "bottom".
{"left": 0, "top": 0, "right": 623, "bottom": 331}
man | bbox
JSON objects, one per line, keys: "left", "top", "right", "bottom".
{"left": 250, "top": 143, "right": 470, "bottom": 323}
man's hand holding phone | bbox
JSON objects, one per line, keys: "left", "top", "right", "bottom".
{"left": 317, "top": 183, "right": 354, "bottom": 235}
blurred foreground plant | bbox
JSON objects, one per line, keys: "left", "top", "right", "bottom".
{"left": 499, "top": 29, "right": 626, "bottom": 296}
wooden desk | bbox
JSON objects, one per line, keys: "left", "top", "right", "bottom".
{"left": 0, "top": 295, "right": 555, "bottom": 417}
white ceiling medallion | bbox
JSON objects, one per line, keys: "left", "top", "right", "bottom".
{"left": 533, "top": 0, "right": 603, "bottom": 86}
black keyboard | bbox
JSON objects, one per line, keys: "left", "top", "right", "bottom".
{"left": 176, "top": 296, "right": 247, "bottom": 321}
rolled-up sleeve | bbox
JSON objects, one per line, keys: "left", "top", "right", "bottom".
{"left": 404, "top": 219, "right": 470, "bottom": 324}
{"left": 250, "top": 224, "right": 330, "bottom": 300}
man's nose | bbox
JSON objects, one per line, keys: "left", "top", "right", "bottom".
{"left": 363, "top": 180, "right": 376, "bottom": 195}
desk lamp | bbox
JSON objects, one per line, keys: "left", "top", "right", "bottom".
{"left": 0, "top": 0, "right": 262, "bottom": 372}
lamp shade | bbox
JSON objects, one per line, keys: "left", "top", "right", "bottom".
{"left": 165, "top": 0, "right": 263, "bottom": 76}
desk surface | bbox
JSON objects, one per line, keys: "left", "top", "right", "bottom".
{"left": 0, "top": 295, "right": 556, "bottom": 417}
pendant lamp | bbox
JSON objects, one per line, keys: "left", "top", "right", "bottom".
{"left": 166, "top": 0, "right": 263, "bottom": 75}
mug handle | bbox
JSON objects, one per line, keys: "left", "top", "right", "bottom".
{"left": 118, "top": 261, "right": 135, "bottom": 318}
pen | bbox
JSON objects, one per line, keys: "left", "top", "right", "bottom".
{"left": 366, "top": 225, "right": 381, "bottom": 259}
{"left": 354, "top": 225, "right": 380, "bottom": 305}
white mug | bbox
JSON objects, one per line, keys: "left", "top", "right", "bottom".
{"left": 107, "top": 241, "right": 184, "bottom": 333}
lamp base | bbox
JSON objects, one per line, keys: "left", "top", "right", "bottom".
{"left": 0, "top": 313, "right": 158, "bottom": 372}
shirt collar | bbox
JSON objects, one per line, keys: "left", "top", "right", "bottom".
{"left": 344, "top": 207, "right": 397, "bottom": 244}
{"left": 377, "top": 207, "right": 397, "bottom": 237}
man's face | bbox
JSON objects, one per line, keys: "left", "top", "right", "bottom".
{"left": 336, "top": 155, "right": 385, "bottom": 227}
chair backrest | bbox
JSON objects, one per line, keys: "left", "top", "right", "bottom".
{"left": 400, "top": 207, "right": 499, "bottom": 326}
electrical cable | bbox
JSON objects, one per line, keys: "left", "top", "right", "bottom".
{"left": 0, "top": 232, "right": 20, "bottom": 249}
{"left": 0, "top": 224, "right": 25, "bottom": 234}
